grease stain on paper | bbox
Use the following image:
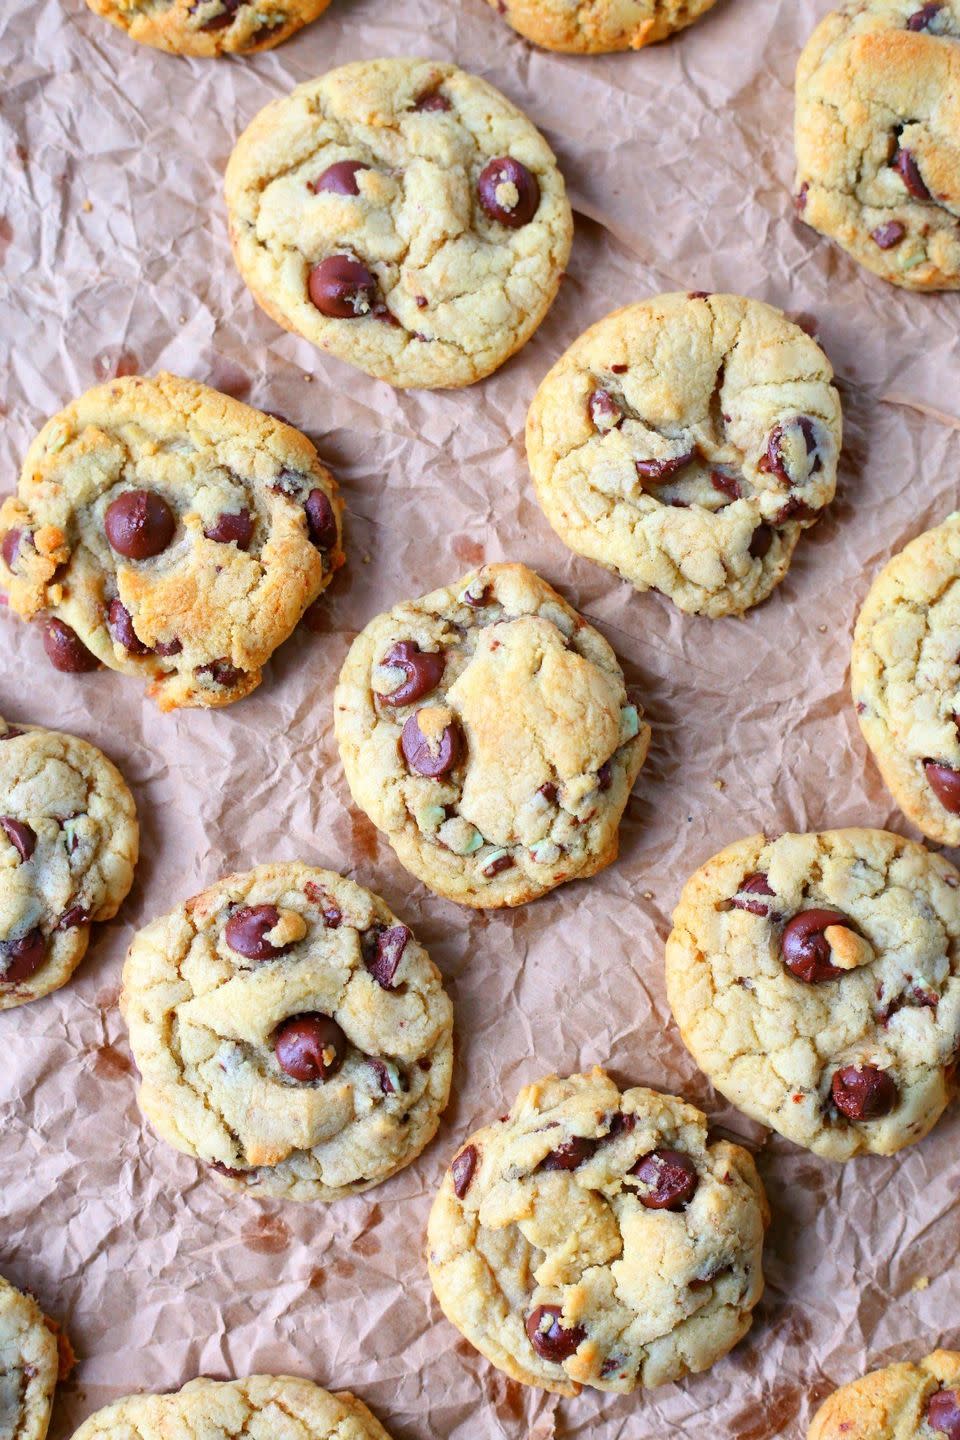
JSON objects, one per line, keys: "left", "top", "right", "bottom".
{"left": 241, "top": 1213, "right": 291, "bottom": 1254}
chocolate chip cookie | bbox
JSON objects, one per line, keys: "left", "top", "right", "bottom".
{"left": 488, "top": 0, "right": 717, "bottom": 53}
{"left": 0, "top": 374, "right": 343, "bottom": 711}
{"left": 526, "top": 293, "right": 842, "bottom": 617}
{"left": 0, "top": 1276, "right": 63, "bottom": 1440}
{"left": 70, "top": 1377, "right": 392, "bottom": 1440}
{"left": 427, "top": 1068, "right": 768, "bottom": 1396}
{"left": 666, "top": 829, "right": 960, "bottom": 1161}
{"left": 852, "top": 514, "right": 960, "bottom": 845}
{"left": 809, "top": 1351, "right": 960, "bottom": 1440}
{"left": 224, "top": 58, "right": 573, "bottom": 389}
{"left": 795, "top": 1, "right": 960, "bottom": 290}
{"left": 0, "top": 717, "right": 138, "bottom": 1009}
{"left": 121, "top": 862, "right": 453, "bottom": 1201}
{"left": 83, "top": 0, "right": 332, "bottom": 56}
{"left": 334, "top": 563, "right": 650, "bottom": 908}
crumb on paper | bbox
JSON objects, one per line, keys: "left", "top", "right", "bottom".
{"left": 913, "top": 1275, "right": 930, "bottom": 1291}
{"left": 642, "top": 890, "right": 654, "bottom": 901}
{"left": 81, "top": 199, "right": 93, "bottom": 213}
{"left": 713, "top": 777, "right": 724, "bottom": 791}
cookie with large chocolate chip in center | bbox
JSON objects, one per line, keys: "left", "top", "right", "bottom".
{"left": 224, "top": 58, "right": 573, "bottom": 389}
{"left": 489, "top": 0, "right": 717, "bottom": 53}
{"left": 0, "top": 1275, "right": 66, "bottom": 1440}
{"left": 809, "top": 1350, "right": 960, "bottom": 1440}
{"left": 83, "top": 0, "right": 333, "bottom": 57}
{"left": 0, "top": 716, "right": 138, "bottom": 1009}
{"left": 121, "top": 862, "right": 453, "bottom": 1202}
{"left": 334, "top": 563, "right": 650, "bottom": 908}
{"left": 795, "top": 1, "right": 960, "bottom": 290}
{"left": 526, "top": 293, "right": 842, "bottom": 618}
{"left": 0, "top": 374, "right": 344, "bottom": 712}
{"left": 666, "top": 829, "right": 960, "bottom": 1160}
{"left": 427, "top": 1068, "right": 768, "bottom": 1396}
{"left": 852, "top": 514, "right": 960, "bottom": 846}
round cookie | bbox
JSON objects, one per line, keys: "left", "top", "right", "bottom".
{"left": 0, "top": 717, "right": 138, "bottom": 1009}
{"left": 0, "top": 1276, "right": 63, "bottom": 1440}
{"left": 488, "top": 0, "right": 717, "bottom": 53}
{"left": 224, "top": 58, "right": 573, "bottom": 389}
{"left": 427, "top": 1068, "right": 768, "bottom": 1396}
{"left": 83, "top": 0, "right": 333, "bottom": 57}
{"left": 794, "top": 1, "right": 960, "bottom": 291}
{"left": 70, "top": 1377, "right": 392, "bottom": 1440}
{"left": 665, "top": 829, "right": 960, "bottom": 1161}
{"left": 852, "top": 514, "right": 960, "bottom": 846}
{"left": 333, "top": 562, "right": 650, "bottom": 908}
{"left": 0, "top": 374, "right": 344, "bottom": 712}
{"left": 526, "top": 293, "right": 842, "bottom": 618}
{"left": 121, "top": 862, "right": 453, "bottom": 1202}
{"left": 809, "top": 1351, "right": 960, "bottom": 1440}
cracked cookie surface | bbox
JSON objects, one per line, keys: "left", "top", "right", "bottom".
{"left": 526, "top": 293, "right": 842, "bottom": 618}
{"left": 794, "top": 0, "right": 960, "bottom": 290}
{"left": 852, "top": 514, "right": 960, "bottom": 846}
{"left": 666, "top": 829, "right": 960, "bottom": 1160}
{"left": 70, "top": 1376, "right": 392, "bottom": 1440}
{"left": 488, "top": 0, "right": 717, "bottom": 53}
{"left": 121, "top": 862, "right": 453, "bottom": 1202}
{"left": 0, "top": 716, "right": 138, "bottom": 1009}
{"left": 333, "top": 562, "right": 650, "bottom": 908}
{"left": 0, "top": 1275, "right": 61, "bottom": 1440}
{"left": 224, "top": 58, "right": 573, "bottom": 389}
{"left": 84, "top": 0, "right": 332, "bottom": 56}
{"left": 427, "top": 1068, "right": 768, "bottom": 1397}
{"left": 809, "top": 1350, "right": 960, "bottom": 1440}
{"left": 0, "top": 374, "right": 343, "bottom": 712}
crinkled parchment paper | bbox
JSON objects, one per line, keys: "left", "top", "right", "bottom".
{"left": 1, "top": 1, "right": 959, "bottom": 1436}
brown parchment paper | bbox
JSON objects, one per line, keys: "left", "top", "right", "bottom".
{"left": 2, "top": 1, "right": 959, "bottom": 1437}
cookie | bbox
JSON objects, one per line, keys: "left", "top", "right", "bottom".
{"left": 809, "top": 1351, "right": 960, "bottom": 1440}
{"left": 0, "top": 374, "right": 344, "bottom": 712}
{"left": 83, "top": 0, "right": 333, "bottom": 56}
{"left": 70, "top": 1377, "right": 392, "bottom": 1440}
{"left": 0, "top": 1276, "right": 63, "bottom": 1440}
{"left": 121, "top": 862, "right": 453, "bottom": 1202}
{"left": 0, "top": 717, "right": 138, "bottom": 1009}
{"left": 852, "top": 514, "right": 960, "bottom": 846}
{"left": 224, "top": 58, "right": 573, "bottom": 389}
{"left": 794, "top": 1, "right": 960, "bottom": 291}
{"left": 526, "top": 293, "right": 842, "bottom": 618}
{"left": 488, "top": 0, "right": 717, "bottom": 53}
{"left": 665, "top": 829, "right": 960, "bottom": 1161}
{"left": 427, "top": 1068, "right": 768, "bottom": 1397}
{"left": 334, "top": 562, "right": 650, "bottom": 908}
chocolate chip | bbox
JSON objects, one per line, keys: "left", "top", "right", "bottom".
{"left": 923, "top": 760, "right": 960, "bottom": 813}
{"left": 376, "top": 641, "right": 445, "bottom": 706}
{"left": 892, "top": 147, "right": 933, "bottom": 200}
{"left": 309, "top": 160, "right": 370, "bottom": 196}
{"left": 540, "top": 1136, "right": 597, "bottom": 1171}
{"left": 611, "top": 363, "right": 627, "bottom": 374}
{"left": 413, "top": 89, "right": 451, "bottom": 112}
{"left": 364, "top": 924, "right": 410, "bottom": 989}
{"left": 525, "top": 1306, "right": 585, "bottom": 1363}
{"left": 831, "top": 1065, "right": 898, "bottom": 1120}
{"left": 224, "top": 903, "right": 288, "bottom": 961}
{"left": 772, "top": 496, "right": 817, "bottom": 525}
{"left": 596, "top": 761, "right": 613, "bottom": 792}
{"left": 204, "top": 508, "right": 253, "bottom": 550}
{"left": 538, "top": 781, "right": 559, "bottom": 804}
{"left": 2, "top": 927, "right": 46, "bottom": 984}
{"left": 2, "top": 528, "right": 25, "bottom": 570}
{"left": 57, "top": 905, "right": 89, "bottom": 930}
{"left": 274, "top": 1013, "right": 347, "bottom": 1082}
{"left": 189, "top": 0, "right": 241, "bottom": 28}
{"left": 0, "top": 727, "right": 24, "bottom": 741}
{"left": 369, "top": 1057, "right": 399, "bottom": 1094}
{"left": 928, "top": 1389, "right": 960, "bottom": 1440}
{"left": 731, "top": 872, "right": 775, "bottom": 917}
{"left": 210, "top": 1160, "right": 248, "bottom": 1179}
{"left": 872, "top": 221, "right": 906, "bottom": 249}
{"left": 795, "top": 182, "right": 809, "bottom": 214}
{"left": 781, "top": 908, "right": 851, "bottom": 983}
{"left": 749, "top": 525, "right": 774, "bottom": 560}
{"left": 197, "top": 659, "right": 245, "bottom": 688}
{"left": 635, "top": 450, "right": 695, "bottom": 483}
{"left": 711, "top": 471, "right": 742, "bottom": 501}
{"left": 308, "top": 256, "right": 378, "bottom": 318}
{"left": 304, "top": 882, "right": 342, "bottom": 927}
{"left": 477, "top": 157, "right": 540, "bottom": 228}
{"left": 400, "top": 710, "right": 462, "bottom": 777}
{"left": 43, "top": 619, "right": 99, "bottom": 673}
{"left": 451, "top": 1143, "right": 478, "bottom": 1198}
{"left": 105, "top": 490, "right": 175, "bottom": 559}
{"left": 0, "top": 817, "right": 35, "bottom": 862}
{"left": 631, "top": 1149, "right": 699, "bottom": 1210}
{"left": 155, "top": 637, "right": 183, "bottom": 656}
{"left": 759, "top": 416, "right": 821, "bottom": 484}
{"left": 304, "top": 489, "right": 337, "bottom": 550}
{"left": 107, "top": 599, "right": 151, "bottom": 655}
{"left": 588, "top": 389, "right": 623, "bottom": 430}
{"left": 907, "top": 2, "right": 943, "bottom": 28}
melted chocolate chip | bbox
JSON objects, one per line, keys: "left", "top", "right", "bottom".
{"left": 57, "top": 905, "right": 89, "bottom": 930}
{"left": 190, "top": 0, "right": 242, "bottom": 30}
{"left": 451, "top": 1143, "right": 478, "bottom": 1198}
{"left": 540, "top": 1136, "right": 597, "bottom": 1171}
{"left": 749, "top": 525, "right": 774, "bottom": 560}
{"left": 310, "top": 160, "right": 370, "bottom": 196}
{"left": 204, "top": 508, "right": 253, "bottom": 550}
{"left": 274, "top": 1013, "right": 347, "bottom": 1081}
{"left": 376, "top": 641, "right": 445, "bottom": 705}
{"left": 731, "top": 872, "right": 776, "bottom": 917}
{"left": 413, "top": 89, "right": 452, "bottom": 112}
{"left": 892, "top": 147, "right": 933, "bottom": 200}
{"left": 400, "top": 710, "right": 462, "bottom": 777}
{"left": 108, "top": 599, "right": 152, "bottom": 655}
{"left": 596, "top": 761, "right": 613, "bottom": 792}
{"left": 308, "top": 256, "right": 378, "bottom": 318}
{"left": 105, "top": 490, "right": 176, "bottom": 559}
{"left": 631, "top": 1149, "right": 699, "bottom": 1210}
{"left": 2, "top": 927, "right": 46, "bottom": 984}
{"left": 0, "top": 817, "right": 36, "bottom": 862}
{"left": 43, "top": 619, "right": 99, "bottom": 673}
{"left": 928, "top": 1389, "right": 960, "bottom": 1440}
{"left": 364, "top": 924, "right": 410, "bottom": 989}
{"left": 831, "top": 1065, "right": 898, "bottom": 1120}
{"left": 305, "top": 488, "right": 337, "bottom": 550}
{"left": 2, "top": 528, "right": 25, "bottom": 570}
{"left": 224, "top": 903, "right": 288, "bottom": 961}
{"left": 477, "top": 157, "right": 540, "bottom": 228}
{"left": 197, "top": 659, "right": 245, "bottom": 688}
{"left": 482, "top": 852, "right": 514, "bottom": 878}
{"left": 588, "top": 389, "right": 623, "bottom": 430}
{"left": 781, "top": 908, "right": 851, "bottom": 984}
{"left": 711, "top": 471, "right": 742, "bottom": 501}
{"left": 924, "top": 760, "right": 960, "bottom": 813}
{"left": 635, "top": 450, "right": 695, "bottom": 483}
{"left": 759, "top": 416, "right": 820, "bottom": 484}
{"left": 155, "top": 637, "right": 183, "bottom": 657}
{"left": 872, "top": 221, "right": 906, "bottom": 249}
{"left": 525, "top": 1306, "right": 585, "bottom": 1363}
{"left": 907, "top": 2, "right": 944, "bottom": 28}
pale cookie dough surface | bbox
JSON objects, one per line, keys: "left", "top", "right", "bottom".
{"left": 0, "top": 717, "right": 138, "bottom": 1010}
{"left": 809, "top": 1350, "right": 960, "bottom": 1440}
{"left": 69, "top": 1376, "right": 392, "bottom": 1440}
{"left": 666, "top": 829, "right": 960, "bottom": 1161}
{"left": 489, "top": 0, "right": 717, "bottom": 53}
{"left": 121, "top": 862, "right": 453, "bottom": 1202}
{"left": 0, "top": 1276, "right": 60, "bottom": 1440}
{"left": 526, "top": 293, "right": 842, "bottom": 618}
{"left": 794, "top": 1, "right": 960, "bottom": 291}
{"left": 334, "top": 563, "right": 650, "bottom": 908}
{"left": 0, "top": 374, "right": 343, "bottom": 712}
{"left": 427, "top": 1069, "right": 768, "bottom": 1397}
{"left": 83, "top": 0, "right": 332, "bottom": 56}
{"left": 852, "top": 514, "right": 960, "bottom": 846}
{"left": 224, "top": 58, "right": 573, "bottom": 389}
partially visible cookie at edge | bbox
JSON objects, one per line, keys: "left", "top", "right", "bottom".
{"left": 0, "top": 1274, "right": 67, "bottom": 1440}
{"left": 808, "top": 1350, "right": 960, "bottom": 1440}
{"left": 83, "top": 0, "right": 333, "bottom": 56}
{"left": 488, "top": 0, "right": 718, "bottom": 53}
